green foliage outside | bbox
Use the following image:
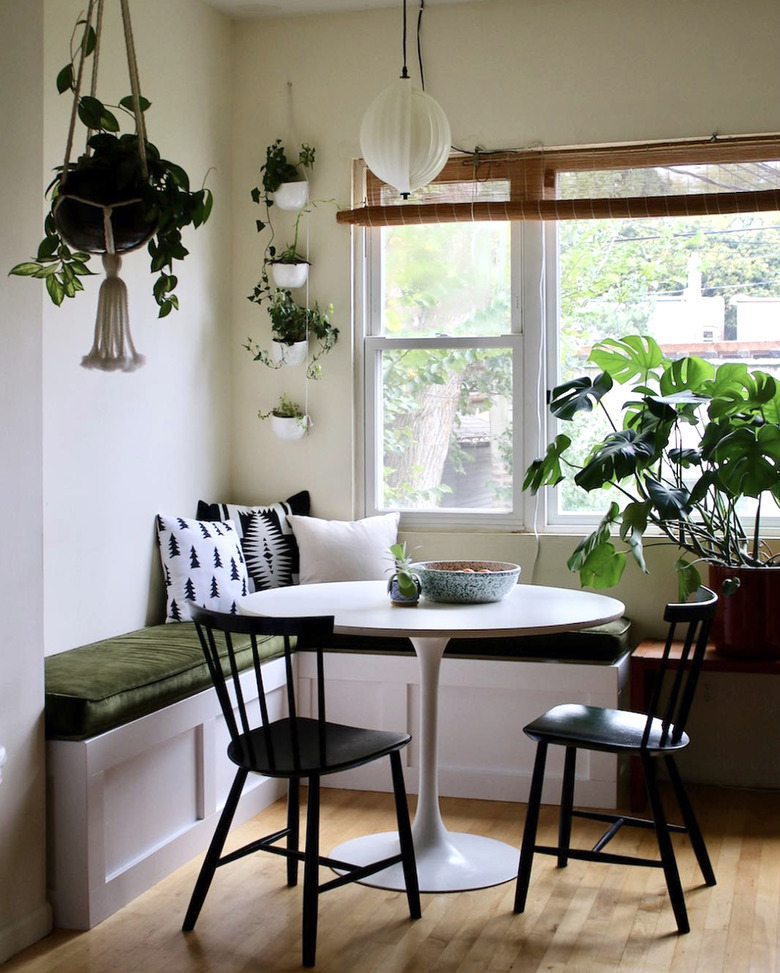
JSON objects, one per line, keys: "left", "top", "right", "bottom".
{"left": 380, "top": 210, "right": 780, "bottom": 512}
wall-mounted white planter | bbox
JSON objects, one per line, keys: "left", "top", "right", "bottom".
{"left": 272, "top": 181, "right": 309, "bottom": 211}
{"left": 270, "top": 339, "right": 308, "bottom": 367}
{"left": 271, "top": 261, "right": 309, "bottom": 289}
{"left": 271, "top": 414, "right": 311, "bottom": 440}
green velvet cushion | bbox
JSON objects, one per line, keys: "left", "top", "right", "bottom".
{"left": 302, "top": 617, "right": 632, "bottom": 663}
{"left": 45, "top": 623, "right": 286, "bottom": 741}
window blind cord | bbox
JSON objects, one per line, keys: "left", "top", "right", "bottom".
{"left": 529, "top": 229, "right": 546, "bottom": 585}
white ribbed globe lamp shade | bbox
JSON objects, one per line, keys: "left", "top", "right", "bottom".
{"left": 360, "top": 76, "right": 451, "bottom": 197}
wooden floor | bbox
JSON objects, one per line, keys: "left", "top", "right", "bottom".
{"left": 4, "top": 784, "right": 780, "bottom": 973}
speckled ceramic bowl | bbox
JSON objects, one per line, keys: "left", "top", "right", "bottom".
{"left": 411, "top": 560, "right": 521, "bottom": 604}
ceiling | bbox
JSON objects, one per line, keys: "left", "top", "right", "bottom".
{"left": 201, "top": 0, "right": 482, "bottom": 19}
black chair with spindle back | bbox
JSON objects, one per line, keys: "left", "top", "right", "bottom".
{"left": 514, "top": 586, "right": 718, "bottom": 934}
{"left": 182, "top": 606, "right": 420, "bottom": 967}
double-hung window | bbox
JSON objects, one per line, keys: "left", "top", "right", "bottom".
{"left": 341, "top": 137, "right": 780, "bottom": 531}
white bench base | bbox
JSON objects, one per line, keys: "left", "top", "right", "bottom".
{"left": 46, "top": 658, "right": 288, "bottom": 930}
{"left": 300, "top": 651, "right": 631, "bottom": 808}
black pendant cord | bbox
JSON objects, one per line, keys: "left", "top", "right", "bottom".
{"left": 400, "top": 0, "right": 426, "bottom": 88}
{"left": 401, "top": 0, "right": 409, "bottom": 78}
{"left": 417, "top": 0, "right": 425, "bottom": 90}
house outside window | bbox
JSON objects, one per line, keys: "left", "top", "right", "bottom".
{"left": 344, "top": 138, "right": 780, "bottom": 530}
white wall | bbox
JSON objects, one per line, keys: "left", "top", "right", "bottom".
{"left": 0, "top": 1, "right": 48, "bottom": 961}
{"left": 0, "top": 0, "right": 233, "bottom": 958}
{"left": 40, "top": 0, "right": 235, "bottom": 653}
{"left": 229, "top": 0, "right": 780, "bottom": 639}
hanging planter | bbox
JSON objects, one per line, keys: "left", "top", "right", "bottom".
{"left": 53, "top": 166, "right": 156, "bottom": 255}
{"left": 254, "top": 139, "right": 315, "bottom": 209}
{"left": 270, "top": 338, "right": 308, "bottom": 367}
{"left": 245, "top": 289, "right": 338, "bottom": 380}
{"left": 270, "top": 260, "right": 309, "bottom": 289}
{"left": 271, "top": 414, "right": 311, "bottom": 441}
{"left": 9, "top": 0, "right": 213, "bottom": 371}
{"left": 259, "top": 394, "right": 312, "bottom": 440}
{"left": 272, "top": 181, "right": 309, "bottom": 212}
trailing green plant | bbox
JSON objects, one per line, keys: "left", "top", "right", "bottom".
{"left": 245, "top": 289, "right": 338, "bottom": 380}
{"left": 388, "top": 542, "right": 422, "bottom": 599}
{"left": 258, "top": 393, "right": 310, "bottom": 430}
{"left": 252, "top": 139, "right": 315, "bottom": 208}
{"left": 9, "top": 16, "right": 212, "bottom": 316}
{"left": 523, "top": 334, "right": 780, "bottom": 598}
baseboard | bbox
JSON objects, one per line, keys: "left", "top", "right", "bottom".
{"left": 0, "top": 902, "right": 52, "bottom": 964}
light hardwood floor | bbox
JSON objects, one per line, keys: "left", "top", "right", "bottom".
{"left": 4, "top": 785, "right": 780, "bottom": 973}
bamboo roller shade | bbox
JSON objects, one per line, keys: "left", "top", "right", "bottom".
{"left": 337, "top": 135, "right": 780, "bottom": 227}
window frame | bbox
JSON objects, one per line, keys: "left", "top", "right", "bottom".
{"left": 361, "top": 221, "right": 549, "bottom": 531}
{"left": 352, "top": 137, "right": 780, "bottom": 533}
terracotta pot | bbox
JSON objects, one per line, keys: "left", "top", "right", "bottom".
{"left": 708, "top": 563, "right": 780, "bottom": 659}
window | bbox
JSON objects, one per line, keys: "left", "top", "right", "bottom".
{"left": 349, "top": 137, "right": 780, "bottom": 529}
{"left": 363, "top": 221, "right": 525, "bottom": 526}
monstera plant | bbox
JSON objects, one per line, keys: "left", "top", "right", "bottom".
{"left": 524, "top": 335, "right": 780, "bottom": 655}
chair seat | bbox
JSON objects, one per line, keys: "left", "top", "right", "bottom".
{"left": 228, "top": 718, "right": 412, "bottom": 777}
{"left": 524, "top": 703, "right": 689, "bottom": 754}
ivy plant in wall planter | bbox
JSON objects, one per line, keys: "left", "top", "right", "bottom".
{"left": 258, "top": 393, "right": 312, "bottom": 441}
{"left": 246, "top": 289, "right": 338, "bottom": 379}
{"left": 254, "top": 138, "right": 315, "bottom": 211}
{"left": 268, "top": 204, "right": 311, "bottom": 289}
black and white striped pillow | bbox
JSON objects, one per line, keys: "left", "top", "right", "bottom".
{"left": 196, "top": 490, "right": 309, "bottom": 592}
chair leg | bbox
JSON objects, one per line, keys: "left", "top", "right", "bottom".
{"left": 389, "top": 749, "right": 422, "bottom": 920}
{"left": 514, "top": 740, "right": 548, "bottom": 914}
{"left": 183, "top": 767, "right": 248, "bottom": 931}
{"left": 287, "top": 778, "right": 300, "bottom": 887}
{"left": 302, "top": 775, "right": 321, "bottom": 968}
{"left": 665, "top": 755, "right": 716, "bottom": 887}
{"left": 641, "top": 752, "right": 689, "bottom": 934}
{"left": 557, "top": 746, "right": 577, "bottom": 868}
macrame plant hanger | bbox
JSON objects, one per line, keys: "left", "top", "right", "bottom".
{"left": 60, "top": 0, "right": 148, "bottom": 372}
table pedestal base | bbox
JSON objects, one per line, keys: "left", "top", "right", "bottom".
{"left": 331, "top": 830, "right": 519, "bottom": 893}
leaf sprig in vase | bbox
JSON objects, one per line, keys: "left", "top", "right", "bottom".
{"left": 387, "top": 542, "right": 422, "bottom": 603}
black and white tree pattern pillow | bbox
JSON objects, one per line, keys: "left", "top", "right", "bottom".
{"left": 156, "top": 514, "right": 249, "bottom": 622}
{"left": 196, "top": 490, "right": 309, "bottom": 591}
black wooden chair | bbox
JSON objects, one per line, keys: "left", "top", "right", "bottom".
{"left": 182, "top": 606, "right": 421, "bottom": 967}
{"left": 514, "top": 586, "right": 718, "bottom": 934}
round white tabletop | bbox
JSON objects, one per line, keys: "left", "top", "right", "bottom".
{"left": 240, "top": 580, "right": 625, "bottom": 893}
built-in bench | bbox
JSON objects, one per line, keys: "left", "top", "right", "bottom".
{"left": 45, "top": 616, "right": 632, "bottom": 930}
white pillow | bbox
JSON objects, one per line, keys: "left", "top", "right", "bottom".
{"left": 286, "top": 512, "right": 400, "bottom": 584}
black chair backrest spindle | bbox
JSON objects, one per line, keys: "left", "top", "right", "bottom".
{"left": 190, "top": 605, "right": 335, "bottom": 771}
{"left": 640, "top": 586, "right": 718, "bottom": 749}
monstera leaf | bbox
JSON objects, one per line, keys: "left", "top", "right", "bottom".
{"left": 574, "top": 429, "right": 657, "bottom": 491}
{"left": 523, "top": 434, "right": 571, "bottom": 493}
{"left": 713, "top": 424, "right": 780, "bottom": 499}
{"left": 589, "top": 334, "right": 666, "bottom": 384}
{"left": 549, "top": 372, "right": 613, "bottom": 421}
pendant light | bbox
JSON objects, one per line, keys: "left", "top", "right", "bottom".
{"left": 360, "top": 0, "right": 451, "bottom": 199}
